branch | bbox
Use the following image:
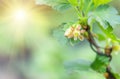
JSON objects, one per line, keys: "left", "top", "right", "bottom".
{"left": 85, "top": 25, "right": 115, "bottom": 79}
{"left": 86, "top": 25, "right": 103, "bottom": 55}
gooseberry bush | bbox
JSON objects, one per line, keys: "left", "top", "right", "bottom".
{"left": 37, "top": 0, "right": 120, "bottom": 79}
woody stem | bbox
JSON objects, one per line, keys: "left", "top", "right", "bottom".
{"left": 86, "top": 25, "right": 116, "bottom": 79}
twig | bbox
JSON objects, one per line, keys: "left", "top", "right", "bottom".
{"left": 86, "top": 25, "right": 103, "bottom": 55}
{"left": 86, "top": 25, "right": 116, "bottom": 79}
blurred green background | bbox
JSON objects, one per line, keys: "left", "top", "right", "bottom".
{"left": 0, "top": 0, "right": 120, "bottom": 79}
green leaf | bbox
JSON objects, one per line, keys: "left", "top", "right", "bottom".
{"left": 68, "top": 0, "right": 78, "bottom": 6}
{"left": 62, "top": 22, "right": 74, "bottom": 31}
{"left": 106, "top": 23, "right": 113, "bottom": 32}
{"left": 91, "top": 54, "right": 110, "bottom": 73}
{"left": 97, "top": 22, "right": 120, "bottom": 42}
{"left": 54, "top": 2, "right": 71, "bottom": 11}
{"left": 113, "top": 73, "right": 120, "bottom": 79}
{"left": 93, "top": 0, "right": 112, "bottom": 7}
{"left": 36, "top": 0, "right": 72, "bottom": 11}
{"left": 65, "top": 59, "right": 106, "bottom": 79}
{"left": 110, "top": 53, "right": 120, "bottom": 75}
{"left": 64, "top": 59, "right": 91, "bottom": 71}
{"left": 88, "top": 5, "right": 120, "bottom": 28}
{"left": 69, "top": 38, "right": 81, "bottom": 46}
{"left": 97, "top": 33, "right": 106, "bottom": 41}
{"left": 52, "top": 25, "right": 68, "bottom": 46}
{"left": 66, "top": 68, "right": 106, "bottom": 79}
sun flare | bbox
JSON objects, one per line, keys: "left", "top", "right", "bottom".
{"left": 13, "top": 9, "right": 27, "bottom": 21}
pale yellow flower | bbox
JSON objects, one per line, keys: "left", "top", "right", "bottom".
{"left": 64, "top": 26, "right": 74, "bottom": 38}
{"left": 73, "top": 29, "right": 81, "bottom": 40}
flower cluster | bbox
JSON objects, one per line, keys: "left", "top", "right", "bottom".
{"left": 64, "top": 24, "right": 86, "bottom": 41}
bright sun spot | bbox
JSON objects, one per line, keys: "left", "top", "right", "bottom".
{"left": 10, "top": 8, "right": 29, "bottom": 37}
{"left": 13, "top": 9, "right": 27, "bottom": 21}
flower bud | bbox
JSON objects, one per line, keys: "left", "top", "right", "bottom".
{"left": 83, "top": 26, "right": 87, "bottom": 29}
{"left": 76, "top": 24, "right": 81, "bottom": 30}
{"left": 78, "top": 35, "right": 84, "bottom": 41}
{"left": 64, "top": 26, "right": 74, "bottom": 38}
{"left": 80, "top": 29, "right": 86, "bottom": 34}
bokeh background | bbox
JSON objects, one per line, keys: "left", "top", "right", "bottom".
{"left": 0, "top": 0, "right": 120, "bottom": 79}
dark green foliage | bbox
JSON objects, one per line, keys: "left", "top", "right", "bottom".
{"left": 91, "top": 54, "right": 110, "bottom": 73}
